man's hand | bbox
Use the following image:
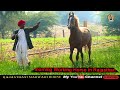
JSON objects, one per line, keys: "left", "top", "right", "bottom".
{"left": 11, "top": 34, "right": 18, "bottom": 40}
{"left": 37, "top": 22, "right": 40, "bottom": 26}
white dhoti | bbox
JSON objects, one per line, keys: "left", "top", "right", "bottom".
{"left": 15, "top": 29, "right": 29, "bottom": 67}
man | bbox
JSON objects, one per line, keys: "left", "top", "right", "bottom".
{"left": 11, "top": 20, "right": 40, "bottom": 68}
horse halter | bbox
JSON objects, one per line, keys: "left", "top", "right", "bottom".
{"left": 67, "top": 12, "right": 75, "bottom": 29}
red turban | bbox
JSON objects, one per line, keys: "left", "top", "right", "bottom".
{"left": 18, "top": 20, "right": 26, "bottom": 26}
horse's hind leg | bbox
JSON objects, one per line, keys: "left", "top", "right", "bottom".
{"left": 87, "top": 43, "right": 91, "bottom": 64}
{"left": 76, "top": 49, "right": 79, "bottom": 61}
{"left": 78, "top": 47, "right": 83, "bottom": 66}
{"left": 69, "top": 48, "right": 75, "bottom": 66}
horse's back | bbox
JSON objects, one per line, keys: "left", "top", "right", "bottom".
{"left": 79, "top": 27, "right": 90, "bottom": 33}
{"left": 79, "top": 27, "right": 92, "bottom": 46}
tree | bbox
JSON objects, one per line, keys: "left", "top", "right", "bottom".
{"left": 0, "top": 11, "right": 26, "bottom": 39}
{"left": 0, "top": 11, "right": 59, "bottom": 38}
{"left": 100, "top": 11, "right": 120, "bottom": 35}
{"left": 26, "top": 11, "right": 59, "bottom": 38}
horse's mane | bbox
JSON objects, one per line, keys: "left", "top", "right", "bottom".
{"left": 74, "top": 15, "right": 89, "bottom": 33}
{"left": 74, "top": 15, "right": 79, "bottom": 27}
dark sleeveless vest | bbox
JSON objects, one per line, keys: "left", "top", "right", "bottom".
{"left": 12, "top": 25, "right": 39, "bottom": 51}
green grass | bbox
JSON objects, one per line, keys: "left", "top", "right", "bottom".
{"left": 1, "top": 35, "right": 120, "bottom": 43}
{"left": 0, "top": 44, "right": 120, "bottom": 75}
{"left": 0, "top": 36, "right": 120, "bottom": 75}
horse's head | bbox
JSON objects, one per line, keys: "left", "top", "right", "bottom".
{"left": 67, "top": 12, "right": 76, "bottom": 29}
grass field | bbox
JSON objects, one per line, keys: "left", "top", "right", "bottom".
{"left": 0, "top": 36, "right": 120, "bottom": 75}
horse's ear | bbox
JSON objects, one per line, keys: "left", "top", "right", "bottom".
{"left": 69, "top": 12, "right": 71, "bottom": 16}
{"left": 69, "top": 12, "right": 74, "bottom": 17}
{"left": 72, "top": 12, "right": 74, "bottom": 16}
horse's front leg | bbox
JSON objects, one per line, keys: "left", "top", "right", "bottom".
{"left": 76, "top": 49, "right": 79, "bottom": 61}
{"left": 69, "top": 47, "right": 75, "bottom": 66}
{"left": 87, "top": 44, "right": 91, "bottom": 64}
{"left": 78, "top": 47, "right": 83, "bottom": 66}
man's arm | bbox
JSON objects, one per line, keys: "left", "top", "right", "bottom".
{"left": 27, "top": 22, "right": 40, "bottom": 32}
{"left": 11, "top": 31, "right": 17, "bottom": 40}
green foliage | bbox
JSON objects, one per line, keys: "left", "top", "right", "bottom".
{"left": 0, "top": 11, "right": 26, "bottom": 39}
{"left": 56, "top": 11, "right": 69, "bottom": 25}
{"left": 0, "top": 11, "right": 59, "bottom": 39}
{"left": 26, "top": 11, "right": 59, "bottom": 38}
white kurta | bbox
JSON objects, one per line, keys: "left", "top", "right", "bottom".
{"left": 15, "top": 29, "right": 29, "bottom": 66}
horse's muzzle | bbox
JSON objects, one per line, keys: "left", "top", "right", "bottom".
{"left": 68, "top": 26, "right": 71, "bottom": 29}
{"left": 67, "top": 25, "right": 70, "bottom": 29}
